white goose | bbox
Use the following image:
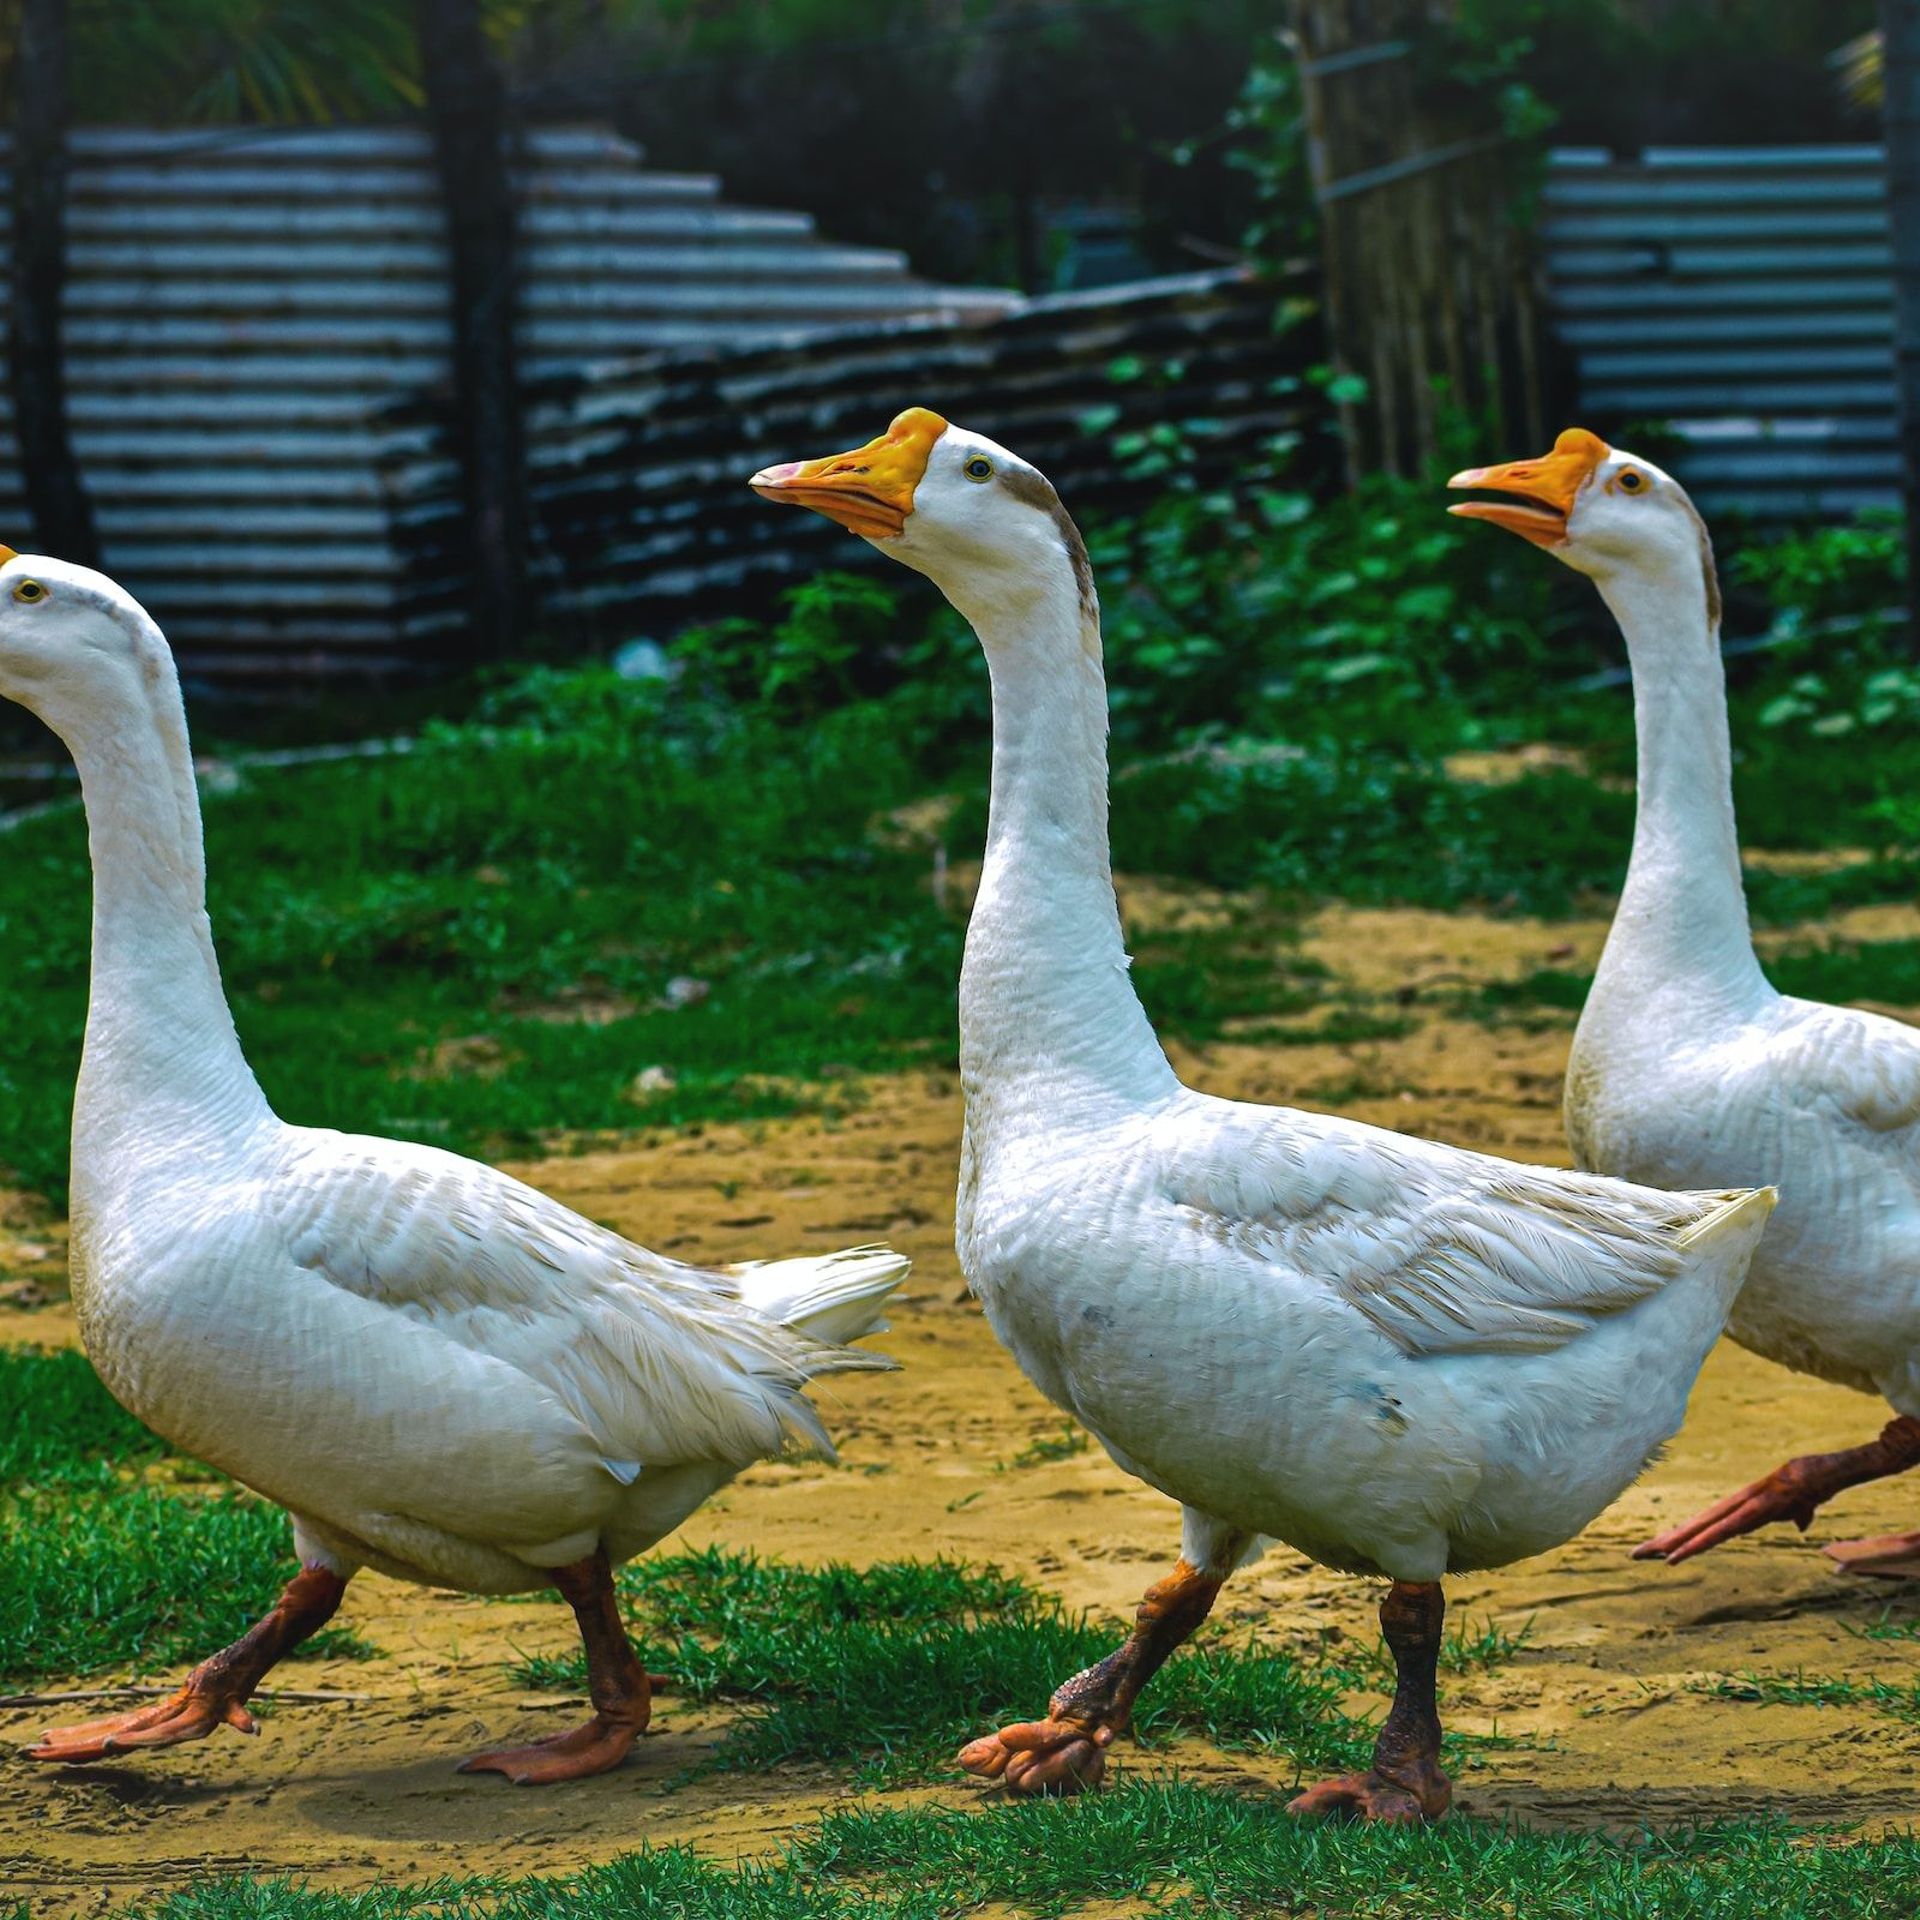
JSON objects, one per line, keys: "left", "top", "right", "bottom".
{"left": 753, "top": 410, "right": 1775, "bottom": 1819}
{"left": 1452, "top": 430, "right": 1920, "bottom": 1575}
{"left": 1, "top": 552, "right": 907, "bottom": 1782}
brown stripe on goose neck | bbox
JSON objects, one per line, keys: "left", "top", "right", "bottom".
{"left": 998, "top": 463, "right": 1097, "bottom": 622}
{"left": 1676, "top": 487, "right": 1723, "bottom": 632}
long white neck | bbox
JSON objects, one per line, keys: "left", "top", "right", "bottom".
{"left": 956, "top": 561, "right": 1178, "bottom": 1141}
{"left": 1591, "top": 561, "right": 1770, "bottom": 1016}
{"left": 54, "top": 656, "right": 270, "bottom": 1193}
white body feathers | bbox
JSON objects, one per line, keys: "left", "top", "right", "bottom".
{"left": 1562, "top": 531, "right": 1920, "bottom": 1415}
{"left": 886, "top": 426, "right": 1775, "bottom": 1584}
{"left": 21, "top": 557, "right": 905, "bottom": 1598}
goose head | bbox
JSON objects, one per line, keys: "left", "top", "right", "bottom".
{"left": 0, "top": 551, "right": 173, "bottom": 729}
{"left": 1446, "top": 427, "right": 1721, "bottom": 631}
{"left": 749, "top": 407, "right": 1095, "bottom": 633}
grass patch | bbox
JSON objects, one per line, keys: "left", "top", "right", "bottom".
{"left": 1769, "top": 938, "right": 1920, "bottom": 1008}
{"left": 1702, "top": 1668, "right": 1920, "bottom": 1728}
{"left": 100, "top": 1778, "right": 1920, "bottom": 1918}
{"left": 0, "top": 681, "right": 964, "bottom": 1205}
{"left": 1349, "top": 1614, "right": 1532, "bottom": 1680}
{"left": 1846, "top": 1607, "right": 1920, "bottom": 1644}
{"left": 0, "top": 1348, "right": 376, "bottom": 1677}
{"left": 1467, "top": 937, "right": 1920, "bottom": 1033}
{"left": 997, "top": 1423, "right": 1090, "bottom": 1471}
{"left": 0, "top": 1485, "right": 374, "bottom": 1681}
{"left": 0, "top": 1346, "right": 162, "bottom": 1490}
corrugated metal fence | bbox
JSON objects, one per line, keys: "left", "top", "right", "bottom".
{"left": 374, "top": 268, "right": 1323, "bottom": 661}
{"left": 1543, "top": 145, "right": 1897, "bottom": 518}
{"left": 0, "top": 124, "right": 1014, "bottom": 684}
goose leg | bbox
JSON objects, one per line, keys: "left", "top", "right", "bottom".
{"left": 459, "top": 1547, "right": 649, "bottom": 1785}
{"left": 26, "top": 1562, "right": 349, "bottom": 1763}
{"left": 957, "top": 1554, "right": 1230, "bottom": 1796}
{"left": 1287, "top": 1580, "right": 1451, "bottom": 1824}
{"left": 1634, "top": 1416, "right": 1920, "bottom": 1566}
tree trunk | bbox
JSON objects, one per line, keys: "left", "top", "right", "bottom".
{"left": 1883, "top": 0, "right": 1920, "bottom": 645}
{"left": 9, "top": 0, "right": 98, "bottom": 565}
{"left": 415, "top": 0, "right": 530, "bottom": 661}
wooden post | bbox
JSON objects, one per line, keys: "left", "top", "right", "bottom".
{"left": 1882, "top": 0, "right": 1920, "bottom": 644}
{"left": 415, "top": 0, "right": 531, "bottom": 661}
{"left": 8, "top": 0, "right": 98, "bottom": 566}
{"left": 1291, "top": 0, "right": 1544, "bottom": 478}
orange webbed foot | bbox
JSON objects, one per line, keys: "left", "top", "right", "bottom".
{"left": 1825, "top": 1531, "right": 1920, "bottom": 1579}
{"left": 457, "top": 1713, "right": 640, "bottom": 1786}
{"left": 956, "top": 1716, "right": 1116, "bottom": 1796}
{"left": 1287, "top": 1764, "right": 1452, "bottom": 1825}
{"left": 1633, "top": 1464, "right": 1825, "bottom": 1565}
{"left": 26, "top": 1686, "right": 258, "bottom": 1763}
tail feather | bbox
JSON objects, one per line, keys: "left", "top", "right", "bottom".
{"left": 732, "top": 1244, "right": 910, "bottom": 1352}
{"left": 1677, "top": 1185, "right": 1776, "bottom": 1309}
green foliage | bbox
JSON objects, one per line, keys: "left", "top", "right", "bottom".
{"left": 0, "top": 674, "right": 962, "bottom": 1202}
{"left": 61, "top": 0, "right": 429, "bottom": 123}
{"left": 0, "top": 1487, "right": 369, "bottom": 1680}
{"left": 0, "top": 1347, "right": 371, "bottom": 1678}
{"left": 1770, "top": 939, "right": 1920, "bottom": 1008}
{"left": 102, "top": 1779, "right": 1920, "bottom": 1919}
{"left": 0, "top": 1347, "right": 161, "bottom": 1491}
{"left": 1461, "top": 0, "right": 1878, "bottom": 149}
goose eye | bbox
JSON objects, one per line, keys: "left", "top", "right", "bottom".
{"left": 12, "top": 580, "right": 46, "bottom": 604}
{"left": 963, "top": 455, "right": 994, "bottom": 482}
{"left": 1618, "top": 470, "right": 1645, "bottom": 493}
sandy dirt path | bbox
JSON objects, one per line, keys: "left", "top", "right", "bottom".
{"left": 5, "top": 902, "right": 1920, "bottom": 1910}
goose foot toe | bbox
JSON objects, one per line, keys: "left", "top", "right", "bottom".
{"left": 956, "top": 1717, "right": 1114, "bottom": 1795}
{"left": 1633, "top": 1465, "right": 1823, "bottom": 1565}
{"left": 1825, "top": 1531, "right": 1920, "bottom": 1578}
{"left": 25, "top": 1686, "right": 257, "bottom": 1763}
{"left": 457, "top": 1713, "right": 640, "bottom": 1785}
{"left": 1286, "top": 1763, "right": 1451, "bottom": 1825}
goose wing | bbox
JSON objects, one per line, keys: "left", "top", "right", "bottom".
{"left": 267, "top": 1129, "right": 854, "bottom": 1471}
{"left": 1156, "top": 1097, "right": 1738, "bottom": 1358}
{"left": 1766, "top": 997, "right": 1920, "bottom": 1140}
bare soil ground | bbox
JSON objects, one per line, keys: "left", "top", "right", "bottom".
{"left": 6, "top": 900, "right": 1920, "bottom": 1912}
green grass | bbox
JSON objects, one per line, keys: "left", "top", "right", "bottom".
{"left": 0, "top": 1347, "right": 372, "bottom": 1679}
{"left": 1770, "top": 938, "right": 1920, "bottom": 1007}
{"left": 1467, "top": 936, "right": 1920, "bottom": 1032}
{"left": 3, "top": 634, "right": 1917, "bottom": 1212}
{"left": 0, "top": 682, "right": 966, "bottom": 1205}
{"left": 1845, "top": 1606, "right": 1920, "bottom": 1644}
{"left": 0, "top": 1485, "right": 372, "bottom": 1682}
{"left": 0, "top": 1346, "right": 161, "bottom": 1489}
{"left": 996, "top": 1422, "right": 1090, "bottom": 1470}
{"left": 1703, "top": 1667, "right": 1920, "bottom": 1729}
{"left": 95, "top": 1781, "right": 1920, "bottom": 1919}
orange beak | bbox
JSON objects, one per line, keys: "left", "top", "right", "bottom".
{"left": 0, "top": 546, "right": 16, "bottom": 564}
{"left": 748, "top": 407, "right": 949, "bottom": 540}
{"left": 1446, "top": 428, "right": 1611, "bottom": 547}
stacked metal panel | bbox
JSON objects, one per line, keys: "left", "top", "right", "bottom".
{"left": 1542, "top": 145, "right": 1896, "bottom": 519}
{"left": 0, "top": 125, "right": 1015, "bottom": 683}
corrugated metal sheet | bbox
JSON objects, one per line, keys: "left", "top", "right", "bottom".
{"left": 1542, "top": 145, "right": 1897, "bottom": 519}
{"left": 0, "top": 124, "right": 1016, "bottom": 683}
{"left": 374, "top": 268, "right": 1322, "bottom": 662}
